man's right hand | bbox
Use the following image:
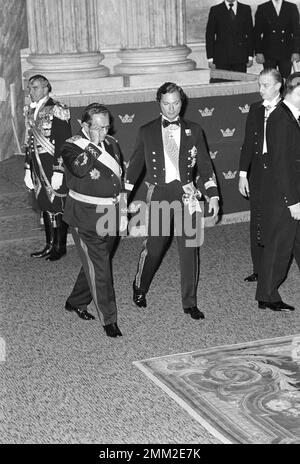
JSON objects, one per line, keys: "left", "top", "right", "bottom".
{"left": 208, "top": 61, "right": 216, "bottom": 69}
{"left": 256, "top": 53, "right": 265, "bottom": 64}
{"left": 24, "top": 169, "right": 34, "bottom": 190}
{"left": 239, "top": 177, "right": 250, "bottom": 197}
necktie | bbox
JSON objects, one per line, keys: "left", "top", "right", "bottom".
{"left": 162, "top": 118, "right": 180, "bottom": 128}
{"left": 228, "top": 2, "right": 235, "bottom": 20}
{"left": 162, "top": 127, "right": 180, "bottom": 176}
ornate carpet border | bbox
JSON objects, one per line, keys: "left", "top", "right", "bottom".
{"left": 133, "top": 334, "right": 300, "bottom": 444}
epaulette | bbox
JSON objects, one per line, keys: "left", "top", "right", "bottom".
{"left": 53, "top": 102, "right": 70, "bottom": 121}
{"left": 66, "top": 135, "right": 82, "bottom": 143}
{"left": 106, "top": 134, "right": 118, "bottom": 145}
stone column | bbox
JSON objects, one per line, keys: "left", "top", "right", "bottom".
{"left": 114, "top": 0, "right": 196, "bottom": 74}
{"left": 24, "top": 0, "right": 119, "bottom": 95}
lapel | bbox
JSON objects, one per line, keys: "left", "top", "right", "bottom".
{"left": 266, "top": 1, "right": 278, "bottom": 21}
{"left": 236, "top": 2, "right": 242, "bottom": 20}
{"left": 155, "top": 117, "right": 165, "bottom": 159}
{"left": 179, "top": 119, "right": 190, "bottom": 160}
{"left": 278, "top": 0, "right": 287, "bottom": 20}
{"left": 257, "top": 104, "right": 266, "bottom": 139}
{"left": 221, "top": 1, "right": 234, "bottom": 25}
{"left": 281, "top": 102, "right": 300, "bottom": 131}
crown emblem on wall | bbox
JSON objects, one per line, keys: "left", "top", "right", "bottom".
{"left": 238, "top": 104, "right": 250, "bottom": 113}
{"left": 220, "top": 128, "right": 236, "bottom": 137}
{"left": 209, "top": 150, "right": 218, "bottom": 159}
{"left": 223, "top": 170, "right": 237, "bottom": 180}
{"left": 198, "top": 107, "right": 214, "bottom": 117}
{"left": 118, "top": 114, "right": 135, "bottom": 123}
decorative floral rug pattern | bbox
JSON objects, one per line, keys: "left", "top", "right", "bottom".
{"left": 134, "top": 335, "right": 300, "bottom": 444}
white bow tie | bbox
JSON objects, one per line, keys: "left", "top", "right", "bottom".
{"left": 30, "top": 101, "right": 38, "bottom": 109}
{"left": 263, "top": 100, "right": 272, "bottom": 108}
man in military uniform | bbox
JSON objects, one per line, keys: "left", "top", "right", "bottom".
{"left": 254, "top": 0, "right": 300, "bottom": 78}
{"left": 61, "top": 103, "right": 123, "bottom": 338}
{"left": 239, "top": 68, "right": 282, "bottom": 282}
{"left": 24, "top": 74, "right": 71, "bottom": 261}
{"left": 125, "top": 82, "right": 219, "bottom": 321}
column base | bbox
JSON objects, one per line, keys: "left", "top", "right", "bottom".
{"left": 114, "top": 45, "right": 196, "bottom": 75}
{"left": 24, "top": 52, "right": 112, "bottom": 94}
{"left": 126, "top": 69, "right": 210, "bottom": 89}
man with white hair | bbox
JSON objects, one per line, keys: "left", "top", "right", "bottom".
{"left": 256, "top": 72, "right": 300, "bottom": 311}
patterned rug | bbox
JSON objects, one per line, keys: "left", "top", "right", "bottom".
{"left": 134, "top": 334, "right": 300, "bottom": 444}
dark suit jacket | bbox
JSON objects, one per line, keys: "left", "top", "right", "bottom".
{"left": 240, "top": 101, "right": 265, "bottom": 188}
{"left": 254, "top": 0, "right": 300, "bottom": 60}
{"left": 261, "top": 102, "right": 300, "bottom": 244}
{"left": 125, "top": 117, "right": 218, "bottom": 199}
{"left": 205, "top": 1, "right": 254, "bottom": 65}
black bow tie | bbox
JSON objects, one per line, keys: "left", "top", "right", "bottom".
{"left": 162, "top": 119, "right": 180, "bottom": 128}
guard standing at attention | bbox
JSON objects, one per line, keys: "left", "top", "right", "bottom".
{"left": 24, "top": 74, "right": 71, "bottom": 261}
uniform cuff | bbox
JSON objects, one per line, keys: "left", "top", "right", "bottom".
{"left": 239, "top": 171, "right": 247, "bottom": 178}
{"left": 124, "top": 182, "right": 134, "bottom": 191}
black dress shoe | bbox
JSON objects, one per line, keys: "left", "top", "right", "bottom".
{"left": 133, "top": 282, "right": 147, "bottom": 308}
{"left": 184, "top": 306, "right": 205, "bottom": 320}
{"left": 258, "top": 301, "right": 295, "bottom": 311}
{"left": 30, "top": 244, "right": 53, "bottom": 258}
{"left": 65, "top": 301, "right": 95, "bottom": 320}
{"left": 244, "top": 273, "right": 258, "bottom": 282}
{"left": 103, "top": 322, "right": 123, "bottom": 337}
{"left": 46, "top": 249, "right": 66, "bottom": 261}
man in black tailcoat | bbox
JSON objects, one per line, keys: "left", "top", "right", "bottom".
{"left": 255, "top": 72, "right": 300, "bottom": 311}
{"left": 239, "top": 68, "right": 282, "bottom": 282}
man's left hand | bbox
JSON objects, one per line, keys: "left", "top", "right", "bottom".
{"left": 246, "top": 59, "right": 253, "bottom": 68}
{"left": 51, "top": 172, "right": 63, "bottom": 190}
{"left": 208, "top": 197, "right": 219, "bottom": 219}
{"left": 291, "top": 53, "right": 300, "bottom": 62}
{"left": 289, "top": 202, "right": 300, "bottom": 220}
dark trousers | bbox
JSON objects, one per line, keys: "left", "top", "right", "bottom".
{"left": 256, "top": 212, "right": 300, "bottom": 302}
{"left": 249, "top": 194, "right": 263, "bottom": 274}
{"left": 67, "top": 226, "right": 117, "bottom": 325}
{"left": 215, "top": 62, "right": 247, "bottom": 73}
{"left": 264, "top": 59, "right": 292, "bottom": 79}
{"left": 134, "top": 181, "right": 202, "bottom": 309}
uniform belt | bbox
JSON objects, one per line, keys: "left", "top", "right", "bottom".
{"left": 69, "top": 190, "right": 120, "bottom": 205}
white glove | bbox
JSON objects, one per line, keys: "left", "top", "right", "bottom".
{"left": 289, "top": 202, "right": 300, "bottom": 220}
{"left": 119, "top": 215, "right": 128, "bottom": 232}
{"left": 51, "top": 172, "right": 63, "bottom": 190}
{"left": 24, "top": 169, "right": 34, "bottom": 190}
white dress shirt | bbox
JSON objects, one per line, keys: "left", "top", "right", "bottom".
{"left": 272, "top": 0, "right": 283, "bottom": 16}
{"left": 161, "top": 119, "right": 181, "bottom": 183}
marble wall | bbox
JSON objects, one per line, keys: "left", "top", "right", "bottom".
{"left": 0, "top": 0, "right": 28, "bottom": 161}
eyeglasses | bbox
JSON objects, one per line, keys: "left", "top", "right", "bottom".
{"left": 89, "top": 125, "right": 110, "bottom": 132}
